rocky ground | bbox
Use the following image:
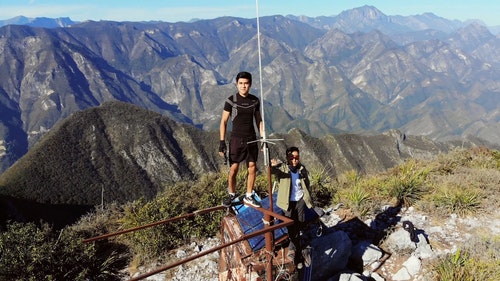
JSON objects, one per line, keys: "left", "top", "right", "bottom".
{"left": 367, "top": 206, "right": 499, "bottom": 281}
{"left": 129, "top": 204, "right": 500, "bottom": 281}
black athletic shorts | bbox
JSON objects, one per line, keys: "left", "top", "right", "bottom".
{"left": 229, "top": 135, "right": 258, "bottom": 164}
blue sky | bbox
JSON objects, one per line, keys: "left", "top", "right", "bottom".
{"left": 1, "top": 0, "right": 499, "bottom": 26}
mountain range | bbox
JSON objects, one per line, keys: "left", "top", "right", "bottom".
{"left": 0, "top": 5, "right": 499, "bottom": 175}
{"left": 0, "top": 101, "right": 473, "bottom": 227}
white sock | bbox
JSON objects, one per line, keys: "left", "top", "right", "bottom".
{"left": 246, "top": 193, "right": 252, "bottom": 198}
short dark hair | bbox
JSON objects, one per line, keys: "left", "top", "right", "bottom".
{"left": 236, "top": 71, "right": 252, "bottom": 85}
{"left": 286, "top": 146, "right": 299, "bottom": 157}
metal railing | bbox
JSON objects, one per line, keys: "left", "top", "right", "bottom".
{"left": 83, "top": 203, "right": 293, "bottom": 281}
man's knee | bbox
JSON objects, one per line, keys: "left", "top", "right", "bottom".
{"left": 247, "top": 163, "right": 256, "bottom": 173}
{"left": 230, "top": 163, "right": 240, "bottom": 173}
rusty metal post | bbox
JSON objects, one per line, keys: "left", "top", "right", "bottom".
{"left": 263, "top": 143, "right": 274, "bottom": 281}
{"left": 82, "top": 205, "right": 226, "bottom": 243}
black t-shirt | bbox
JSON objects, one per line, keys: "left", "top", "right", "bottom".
{"left": 223, "top": 93, "right": 262, "bottom": 138}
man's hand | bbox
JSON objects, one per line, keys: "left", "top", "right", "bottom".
{"left": 270, "top": 158, "right": 281, "bottom": 166}
{"left": 218, "top": 140, "right": 227, "bottom": 157}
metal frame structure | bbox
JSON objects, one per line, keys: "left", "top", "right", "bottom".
{"left": 83, "top": 204, "right": 294, "bottom": 281}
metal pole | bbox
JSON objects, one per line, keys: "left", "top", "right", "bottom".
{"left": 256, "top": 0, "right": 266, "bottom": 156}
{"left": 255, "top": 1, "right": 274, "bottom": 280}
{"left": 82, "top": 205, "right": 226, "bottom": 243}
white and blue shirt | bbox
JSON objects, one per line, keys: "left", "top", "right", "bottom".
{"left": 290, "top": 169, "right": 304, "bottom": 201}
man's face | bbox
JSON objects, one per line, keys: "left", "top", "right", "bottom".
{"left": 237, "top": 78, "right": 251, "bottom": 96}
{"left": 289, "top": 152, "right": 300, "bottom": 167}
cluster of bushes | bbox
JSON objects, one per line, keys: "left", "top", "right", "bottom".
{"left": 432, "top": 236, "right": 500, "bottom": 281}
{"left": 0, "top": 221, "right": 129, "bottom": 280}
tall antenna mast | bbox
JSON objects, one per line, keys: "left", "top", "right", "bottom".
{"left": 253, "top": 1, "right": 283, "bottom": 280}
{"left": 255, "top": 0, "right": 270, "bottom": 166}
{"left": 253, "top": 1, "right": 282, "bottom": 158}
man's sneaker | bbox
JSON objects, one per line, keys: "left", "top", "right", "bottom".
{"left": 287, "top": 249, "right": 295, "bottom": 262}
{"left": 302, "top": 246, "right": 311, "bottom": 267}
{"left": 223, "top": 194, "right": 238, "bottom": 207}
{"left": 243, "top": 194, "right": 261, "bottom": 207}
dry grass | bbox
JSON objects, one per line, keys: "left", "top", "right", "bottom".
{"left": 322, "top": 148, "right": 500, "bottom": 219}
{"left": 431, "top": 235, "right": 500, "bottom": 281}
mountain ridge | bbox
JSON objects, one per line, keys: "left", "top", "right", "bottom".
{"left": 0, "top": 5, "right": 499, "bottom": 174}
{"left": 1, "top": 101, "right": 491, "bottom": 228}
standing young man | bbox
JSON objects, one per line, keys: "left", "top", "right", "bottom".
{"left": 219, "top": 71, "right": 263, "bottom": 208}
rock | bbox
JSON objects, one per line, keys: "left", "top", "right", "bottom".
{"left": 414, "top": 233, "right": 434, "bottom": 259}
{"left": 310, "top": 230, "right": 352, "bottom": 281}
{"left": 370, "top": 271, "right": 385, "bottom": 281}
{"left": 392, "top": 267, "right": 411, "bottom": 281}
{"left": 176, "top": 250, "right": 187, "bottom": 259}
{"left": 351, "top": 240, "right": 383, "bottom": 267}
{"left": 392, "top": 255, "right": 421, "bottom": 280}
{"left": 135, "top": 204, "right": 500, "bottom": 281}
{"left": 403, "top": 255, "right": 421, "bottom": 276}
{"left": 328, "top": 271, "right": 367, "bottom": 281}
{"left": 340, "top": 273, "right": 366, "bottom": 281}
{"left": 384, "top": 228, "right": 416, "bottom": 253}
{"left": 321, "top": 212, "right": 344, "bottom": 228}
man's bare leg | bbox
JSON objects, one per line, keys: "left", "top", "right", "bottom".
{"left": 228, "top": 162, "right": 239, "bottom": 194}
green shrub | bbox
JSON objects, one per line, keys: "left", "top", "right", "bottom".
{"left": 431, "top": 186, "right": 482, "bottom": 216}
{"left": 434, "top": 248, "right": 470, "bottom": 281}
{"left": 432, "top": 236, "right": 500, "bottom": 281}
{"left": 435, "top": 148, "right": 500, "bottom": 174}
{"left": 382, "top": 159, "right": 429, "bottom": 207}
{"left": 335, "top": 170, "right": 372, "bottom": 217}
{"left": 492, "top": 150, "right": 500, "bottom": 169}
{"left": 308, "top": 165, "right": 335, "bottom": 206}
{"left": 344, "top": 185, "right": 371, "bottom": 216}
{"left": 0, "top": 221, "right": 128, "bottom": 281}
{"left": 118, "top": 172, "right": 228, "bottom": 264}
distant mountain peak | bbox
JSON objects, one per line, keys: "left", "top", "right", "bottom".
{"left": 339, "top": 5, "right": 386, "bottom": 20}
{"left": 0, "top": 16, "right": 77, "bottom": 28}
{"left": 460, "top": 21, "right": 493, "bottom": 35}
